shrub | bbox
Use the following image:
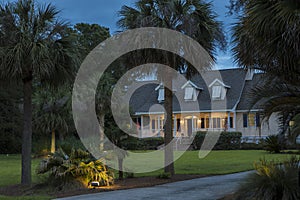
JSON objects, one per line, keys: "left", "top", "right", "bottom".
{"left": 234, "top": 156, "right": 300, "bottom": 200}
{"left": 264, "top": 135, "right": 284, "bottom": 153}
{"left": 37, "top": 148, "right": 114, "bottom": 188}
{"left": 157, "top": 172, "right": 171, "bottom": 179}
{"left": 121, "top": 137, "right": 164, "bottom": 150}
{"left": 240, "top": 142, "right": 264, "bottom": 150}
{"left": 193, "top": 131, "right": 242, "bottom": 150}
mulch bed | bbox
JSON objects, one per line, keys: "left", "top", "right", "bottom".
{"left": 0, "top": 174, "right": 208, "bottom": 198}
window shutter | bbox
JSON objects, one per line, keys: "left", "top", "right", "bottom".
{"left": 243, "top": 114, "right": 248, "bottom": 128}
{"left": 256, "top": 113, "right": 261, "bottom": 127}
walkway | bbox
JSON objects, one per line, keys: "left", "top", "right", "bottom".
{"left": 57, "top": 171, "right": 252, "bottom": 200}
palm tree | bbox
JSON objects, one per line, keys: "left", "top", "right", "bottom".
{"left": 248, "top": 76, "right": 300, "bottom": 137}
{"left": 231, "top": 0, "right": 300, "bottom": 85}
{"left": 0, "top": 0, "right": 79, "bottom": 185}
{"left": 117, "top": 0, "right": 225, "bottom": 175}
{"left": 231, "top": 0, "right": 300, "bottom": 142}
{"left": 33, "top": 86, "right": 71, "bottom": 154}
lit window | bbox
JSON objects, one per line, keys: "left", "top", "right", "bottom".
{"left": 158, "top": 88, "right": 164, "bottom": 101}
{"left": 248, "top": 113, "right": 255, "bottom": 127}
{"left": 184, "top": 87, "right": 194, "bottom": 100}
{"left": 212, "top": 86, "right": 222, "bottom": 99}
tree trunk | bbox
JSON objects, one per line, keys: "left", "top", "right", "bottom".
{"left": 21, "top": 80, "right": 32, "bottom": 185}
{"left": 164, "top": 80, "right": 175, "bottom": 176}
{"left": 118, "top": 158, "right": 124, "bottom": 180}
{"left": 51, "top": 129, "right": 56, "bottom": 154}
{"left": 99, "top": 114, "right": 105, "bottom": 151}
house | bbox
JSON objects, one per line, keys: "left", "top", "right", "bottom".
{"left": 129, "top": 68, "right": 279, "bottom": 141}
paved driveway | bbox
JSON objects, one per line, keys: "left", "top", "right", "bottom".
{"left": 57, "top": 171, "right": 252, "bottom": 200}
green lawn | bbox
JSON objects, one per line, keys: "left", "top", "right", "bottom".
{"left": 0, "top": 195, "right": 51, "bottom": 200}
{"left": 0, "top": 155, "right": 42, "bottom": 187}
{"left": 0, "top": 151, "right": 297, "bottom": 198}
{"left": 125, "top": 150, "right": 297, "bottom": 177}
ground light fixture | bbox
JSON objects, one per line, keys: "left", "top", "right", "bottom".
{"left": 90, "top": 181, "right": 100, "bottom": 188}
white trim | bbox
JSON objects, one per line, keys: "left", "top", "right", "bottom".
{"left": 181, "top": 80, "right": 203, "bottom": 90}
{"left": 236, "top": 109, "right": 263, "bottom": 112}
{"left": 135, "top": 110, "right": 234, "bottom": 115}
{"left": 155, "top": 83, "right": 164, "bottom": 91}
{"left": 209, "top": 79, "right": 231, "bottom": 88}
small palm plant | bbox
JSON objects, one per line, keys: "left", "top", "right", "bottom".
{"left": 37, "top": 148, "right": 114, "bottom": 188}
{"left": 264, "top": 135, "right": 284, "bottom": 153}
{"left": 235, "top": 157, "right": 300, "bottom": 200}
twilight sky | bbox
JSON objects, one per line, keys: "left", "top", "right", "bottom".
{"left": 8, "top": 0, "right": 239, "bottom": 69}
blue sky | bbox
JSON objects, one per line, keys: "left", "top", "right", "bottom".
{"left": 35, "top": 0, "right": 238, "bottom": 69}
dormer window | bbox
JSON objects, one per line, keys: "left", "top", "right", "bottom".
{"left": 157, "top": 88, "right": 164, "bottom": 102}
{"left": 155, "top": 83, "right": 165, "bottom": 103}
{"left": 209, "top": 79, "right": 231, "bottom": 101}
{"left": 212, "top": 86, "right": 222, "bottom": 100}
{"left": 181, "top": 81, "right": 203, "bottom": 101}
{"left": 184, "top": 87, "right": 194, "bottom": 100}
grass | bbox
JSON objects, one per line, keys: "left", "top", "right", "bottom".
{"left": 0, "top": 155, "right": 43, "bottom": 187}
{"left": 0, "top": 151, "right": 297, "bottom": 198}
{"left": 124, "top": 150, "right": 298, "bottom": 177}
{"left": 0, "top": 195, "right": 51, "bottom": 200}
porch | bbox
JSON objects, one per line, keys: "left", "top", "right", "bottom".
{"left": 134, "top": 112, "right": 237, "bottom": 138}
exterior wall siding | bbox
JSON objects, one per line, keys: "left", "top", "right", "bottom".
{"left": 236, "top": 112, "right": 280, "bottom": 137}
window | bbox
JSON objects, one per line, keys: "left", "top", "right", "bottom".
{"left": 184, "top": 87, "right": 194, "bottom": 100}
{"left": 212, "top": 118, "right": 221, "bottom": 128}
{"left": 205, "top": 118, "right": 210, "bottom": 128}
{"left": 212, "top": 86, "right": 222, "bottom": 99}
{"left": 159, "top": 117, "right": 164, "bottom": 130}
{"left": 230, "top": 117, "right": 233, "bottom": 128}
{"left": 243, "top": 114, "right": 248, "bottom": 128}
{"left": 158, "top": 88, "right": 164, "bottom": 101}
{"left": 248, "top": 113, "right": 255, "bottom": 127}
{"left": 176, "top": 119, "right": 181, "bottom": 131}
{"left": 201, "top": 118, "right": 205, "bottom": 128}
{"left": 151, "top": 119, "right": 156, "bottom": 130}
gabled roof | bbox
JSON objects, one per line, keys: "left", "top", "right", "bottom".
{"left": 129, "top": 68, "right": 248, "bottom": 114}
{"left": 181, "top": 80, "right": 203, "bottom": 90}
{"left": 236, "top": 73, "right": 264, "bottom": 111}
{"left": 208, "top": 79, "right": 231, "bottom": 88}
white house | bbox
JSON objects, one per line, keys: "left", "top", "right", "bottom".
{"left": 129, "top": 68, "right": 279, "bottom": 141}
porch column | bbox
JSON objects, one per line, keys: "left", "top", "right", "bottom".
{"left": 233, "top": 112, "right": 237, "bottom": 130}
{"left": 192, "top": 114, "right": 194, "bottom": 135}
{"left": 158, "top": 116, "right": 161, "bottom": 137}
{"left": 141, "top": 116, "right": 144, "bottom": 138}
{"left": 227, "top": 112, "right": 231, "bottom": 131}
{"left": 173, "top": 115, "right": 177, "bottom": 137}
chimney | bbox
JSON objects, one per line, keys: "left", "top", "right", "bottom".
{"left": 245, "top": 68, "right": 254, "bottom": 81}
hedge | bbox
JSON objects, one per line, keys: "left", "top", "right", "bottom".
{"left": 193, "top": 131, "right": 242, "bottom": 150}
{"left": 121, "top": 137, "right": 164, "bottom": 150}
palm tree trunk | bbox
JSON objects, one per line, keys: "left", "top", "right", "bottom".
{"left": 99, "top": 114, "right": 105, "bottom": 151}
{"left": 118, "top": 158, "right": 124, "bottom": 180}
{"left": 21, "top": 80, "right": 32, "bottom": 185}
{"left": 164, "top": 80, "right": 175, "bottom": 176}
{"left": 51, "top": 129, "right": 56, "bottom": 154}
